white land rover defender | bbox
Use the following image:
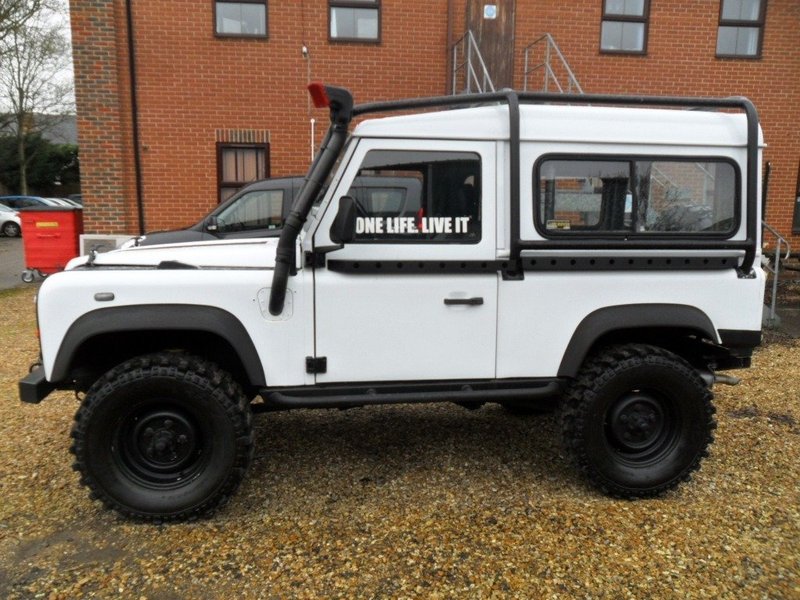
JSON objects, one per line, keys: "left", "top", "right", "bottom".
{"left": 20, "top": 84, "right": 765, "bottom": 521}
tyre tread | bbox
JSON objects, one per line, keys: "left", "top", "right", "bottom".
{"left": 70, "top": 352, "right": 253, "bottom": 522}
{"left": 561, "top": 343, "right": 716, "bottom": 498}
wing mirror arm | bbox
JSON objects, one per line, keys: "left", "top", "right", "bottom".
{"left": 205, "top": 215, "right": 219, "bottom": 232}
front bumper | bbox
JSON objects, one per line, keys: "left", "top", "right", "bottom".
{"left": 19, "top": 366, "right": 56, "bottom": 404}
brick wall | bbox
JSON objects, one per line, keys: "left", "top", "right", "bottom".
{"left": 70, "top": 0, "right": 799, "bottom": 244}
{"left": 69, "top": 0, "right": 136, "bottom": 232}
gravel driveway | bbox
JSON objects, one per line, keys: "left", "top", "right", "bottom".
{"left": 1, "top": 286, "right": 798, "bottom": 598}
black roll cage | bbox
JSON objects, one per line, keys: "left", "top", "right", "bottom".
{"left": 269, "top": 85, "right": 760, "bottom": 316}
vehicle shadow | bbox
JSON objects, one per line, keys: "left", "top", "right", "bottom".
{"left": 244, "top": 401, "right": 581, "bottom": 510}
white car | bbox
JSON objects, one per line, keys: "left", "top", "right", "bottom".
{"left": 0, "top": 205, "right": 21, "bottom": 237}
{"left": 21, "top": 84, "right": 765, "bottom": 521}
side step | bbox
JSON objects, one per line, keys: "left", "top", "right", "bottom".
{"left": 257, "top": 379, "right": 563, "bottom": 411}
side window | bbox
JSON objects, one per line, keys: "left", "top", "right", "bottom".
{"left": 536, "top": 158, "right": 737, "bottom": 235}
{"left": 345, "top": 150, "right": 481, "bottom": 243}
{"left": 216, "top": 189, "right": 284, "bottom": 233}
{"left": 643, "top": 161, "right": 736, "bottom": 233}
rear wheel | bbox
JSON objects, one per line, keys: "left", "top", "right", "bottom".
{"left": 561, "top": 344, "right": 715, "bottom": 498}
{"left": 70, "top": 352, "right": 253, "bottom": 521}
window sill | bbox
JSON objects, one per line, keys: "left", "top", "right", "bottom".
{"left": 329, "top": 37, "right": 381, "bottom": 45}
{"left": 715, "top": 53, "right": 762, "bottom": 60}
{"left": 599, "top": 49, "right": 648, "bottom": 56}
{"left": 215, "top": 33, "right": 269, "bottom": 40}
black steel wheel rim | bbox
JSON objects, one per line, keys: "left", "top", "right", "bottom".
{"left": 115, "top": 404, "right": 205, "bottom": 487}
{"left": 605, "top": 391, "right": 676, "bottom": 461}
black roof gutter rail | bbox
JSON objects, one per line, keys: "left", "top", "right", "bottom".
{"left": 268, "top": 86, "right": 760, "bottom": 315}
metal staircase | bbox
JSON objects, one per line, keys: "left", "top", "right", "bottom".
{"left": 450, "top": 31, "right": 582, "bottom": 95}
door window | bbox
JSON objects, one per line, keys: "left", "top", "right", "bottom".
{"left": 215, "top": 189, "right": 284, "bottom": 233}
{"left": 345, "top": 150, "right": 481, "bottom": 243}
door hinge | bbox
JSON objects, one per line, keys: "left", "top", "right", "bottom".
{"left": 306, "top": 356, "right": 327, "bottom": 374}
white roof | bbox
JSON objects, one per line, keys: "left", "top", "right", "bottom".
{"left": 353, "top": 103, "right": 761, "bottom": 148}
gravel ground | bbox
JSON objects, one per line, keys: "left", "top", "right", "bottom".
{"left": 0, "top": 285, "right": 798, "bottom": 599}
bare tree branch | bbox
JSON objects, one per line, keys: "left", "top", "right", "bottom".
{"left": 0, "top": 1, "right": 73, "bottom": 192}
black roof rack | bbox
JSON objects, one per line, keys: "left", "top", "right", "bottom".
{"left": 269, "top": 86, "right": 760, "bottom": 316}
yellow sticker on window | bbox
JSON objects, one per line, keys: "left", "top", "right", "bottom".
{"left": 546, "top": 220, "right": 571, "bottom": 230}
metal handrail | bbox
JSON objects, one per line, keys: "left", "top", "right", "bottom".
{"left": 762, "top": 221, "right": 791, "bottom": 327}
{"left": 523, "top": 33, "right": 583, "bottom": 94}
{"left": 451, "top": 30, "right": 496, "bottom": 94}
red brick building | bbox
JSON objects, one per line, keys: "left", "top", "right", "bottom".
{"left": 69, "top": 0, "right": 800, "bottom": 244}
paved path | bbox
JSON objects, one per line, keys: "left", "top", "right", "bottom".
{"left": 0, "top": 237, "right": 27, "bottom": 290}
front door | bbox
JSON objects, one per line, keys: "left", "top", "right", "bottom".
{"left": 311, "top": 138, "right": 498, "bottom": 384}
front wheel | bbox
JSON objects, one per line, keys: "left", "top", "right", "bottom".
{"left": 70, "top": 352, "right": 253, "bottom": 521}
{"left": 3, "top": 221, "right": 20, "bottom": 237}
{"left": 561, "top": 344, "right": 715, "bottom": 498}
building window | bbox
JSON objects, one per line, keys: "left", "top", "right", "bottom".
{"left": 600, "top": 0, "right": 649, "bottom": 54}
{"left": 217, "top": 144, "right": 270, "bottom": 203}
{"left": 716, "top": 0, "right": 766, "bottom": 58}
{"left": 215, "top": 1, "right": 267, "bottom": 37}
{"left": 329, "top": 1, "right": 380, "bottom": 43}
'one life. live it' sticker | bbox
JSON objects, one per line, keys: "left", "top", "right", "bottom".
{"left": 356, "top": 216, "right": 470, "bottom": 235}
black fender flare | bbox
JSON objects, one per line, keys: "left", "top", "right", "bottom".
{"left": 51, "top": 305, "right": 266, "bottom": 386}
{"left": 557, "top": 304, "right": 717, "bottom": 378}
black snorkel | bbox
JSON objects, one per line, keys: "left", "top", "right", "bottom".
{"left": 268, "top": 83, "right": 353, "bottom": 316}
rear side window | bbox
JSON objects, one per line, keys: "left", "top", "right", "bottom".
{"left": 215, "top": 189, "right": 284, "bottom": 233}
{"left": 536, "top": 157, "right": 738, "bottom": 236}
{"left": 348, "top": 150, "right": 481, "bottom": 243}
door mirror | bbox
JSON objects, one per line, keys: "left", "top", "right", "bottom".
{"left": 330, "top": 196, "right": 357, "bottom": 243}
{"left": 205, "top": 215, "right": 219, "bottom": 232}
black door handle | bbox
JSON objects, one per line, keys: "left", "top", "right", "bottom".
{"left": 444, "top": 297, "right": 484, "bottom": 306}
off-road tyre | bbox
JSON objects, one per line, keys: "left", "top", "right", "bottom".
{"left": 561, "top": 344, "right": 715, "bottom": 498}
{"left": 70, "top": 352, "right": 253, "bottom": 522}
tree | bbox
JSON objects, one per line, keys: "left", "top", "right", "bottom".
{"left": 0, "top": 0, "right": 73, "bottom": 193}
{"left": 0, "top": 0, "right": 44, "bottom": 49}
{"left": 0, "top": 133, "right": 78, "bottom": 194}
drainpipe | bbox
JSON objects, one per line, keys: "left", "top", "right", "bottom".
{"left": 446, "top": 0, "right": 454, "bottom": 95}
{"left": 125, "top": 0, "right": 146, "bottom": 234}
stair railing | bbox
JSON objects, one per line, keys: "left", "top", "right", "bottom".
{"left": 762, "top": 221, "right": 791, "bottom": 327}
{"left": 451, "top": 30, "right": 496, "bottom": 95}
{"left": 522, "top": 33, "right": 583, "bottom": 94}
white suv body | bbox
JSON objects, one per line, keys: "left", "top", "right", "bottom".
{"left": 20, "top": 86, "right": 765, "bottom": 521}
